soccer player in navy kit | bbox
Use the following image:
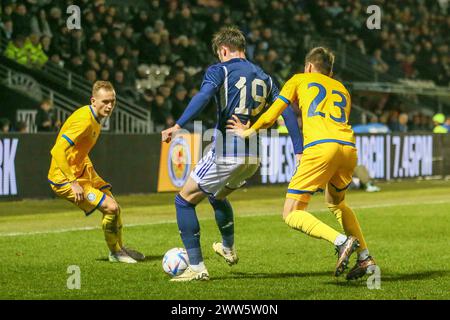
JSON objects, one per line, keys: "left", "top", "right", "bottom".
{"left": 161, "top": 27, "right": 302, "bottom": 281}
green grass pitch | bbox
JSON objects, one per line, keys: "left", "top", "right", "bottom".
{"left": 0, "top": 180, "right": 449, "bottom": 300}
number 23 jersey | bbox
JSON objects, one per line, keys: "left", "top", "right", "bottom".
{"left": 279, "top": 73, "right": 355, "bottom": 149}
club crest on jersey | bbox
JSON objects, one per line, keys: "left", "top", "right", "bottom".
{"left": 87, "top": 192, "right": 96, "bottom": 202}
{"left": 167, "top": 136, "right": 191, "bottom": 188}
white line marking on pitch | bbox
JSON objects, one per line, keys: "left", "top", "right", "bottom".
{"left": 1, "top": 199, "right": 449, "bottom": 237}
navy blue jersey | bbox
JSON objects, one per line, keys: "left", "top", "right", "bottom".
{"left": 175, "top": 58, "right": 303, "bottom": 157}
{"left": 202, "top": 58, "right": 278, "bottom": 156}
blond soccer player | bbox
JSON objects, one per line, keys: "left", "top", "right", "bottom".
{"left": 48, "top": 81, "right": 144, "bottom": 263}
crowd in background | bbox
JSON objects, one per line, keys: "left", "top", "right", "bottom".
{"left": 0, "top": 0, "right": 449, "bottom": 132}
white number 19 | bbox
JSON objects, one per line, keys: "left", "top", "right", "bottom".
{"left": 234, "top": 77, "right": 267, "bottom": 116}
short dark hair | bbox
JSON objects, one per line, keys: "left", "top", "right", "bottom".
{"left": 211, "top": 26, "right": 246, "bottom": 55}
{"left": 305, "top": 47, "right": 335, "bottom": 75}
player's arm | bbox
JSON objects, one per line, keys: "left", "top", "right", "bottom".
{"left": 161, "top": 65, "right": 223, "bottom": 143}
{"left": 281, "top": 105, "right": 304, "bottom": 155}
{"left": 50, "top": 118, "right": 89, "bottom": 203}
{"left": 270, "top": 78, "right": 303, "bottom": 155}
{"left": 50, "top": 139, "right": 77, "bottom": 182}
{"left": 242, "top": 76, "right": 298, "bottom": 138}
{"left": 50, "top": 138, "right": 84, "bottom": 203}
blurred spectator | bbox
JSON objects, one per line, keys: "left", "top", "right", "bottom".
{"left": 387, "top": 110, "right": 400, "bottom": 132}
{"left": 40, "top": 35, "right": 52, "bottom": 57}
{"left": 68, "top": 55, "right": 84, "bottom": 74}
{"left": 152, "top": 94, "right": 174, "bottom": 128}
{"left": 158, "top": 85, "right": 173, "bottom": 114}
{"left": 0, "top": 118, "right": 11, "bottom": 133}
{"left": 398, "top": 113, "right": 409, "bottom": 132}
{"left": 106, "top": 25, "right": 127, "bottom": 52}
{"left": 402, "top": 54, "right": 417, "bottom": 79}
{"left": 100, "top": 69, "right": 111, "bottom": 81}
{"left": 35, "top": 99, "right": 59, "bottom": 132}
{"left": 132, "top": 10, "right": 151, "bottom": 32}
{"left": 118, "top": 57, "right": 135, "bottom": 86}
{"left": 113, "top": 44, "right": 126, "bottom": 61}
{"left": 85, "top": 69, "right": 97, "bottom": 83}
{"left": 49, "top": 53, "right": 64, "bottom": 68}
{"left": 11, "top": 3, "right": 31, "bottom": 36}
{"left": 47, "top": 7, "right": 63, "bottom": 36}
{"left": 4, "top": 35, "right": 28, "bottom": 65}
{"left": 371, "top": 49, "right": 389, "bottom": 75}
{"left": 432, "top": 113, "right": 448, "bottom": 133}
{"left": 1, "top": 17, "right": 14, "bottom": 42}
{"left": 444, "top": 116, "right": 450, "bottom": 132}
{"left": 409, "top": 113, "right": 424, "bottom": 131}
{"left": 113, "top": 70, "right": 126, "bottom": 95}
{"left": 261, "top": 49, "right": 279, "bottom": 75}
{"left": 89, "top": 30, "right": 105, "bottom": 53}
{"left": 69, "top": 30, "right": 86, "bottom": 57}
{"left": 16, "top": 121, "right": 29, "bottom": 133}
{"left": 31, "top": 8, "right": 52, "bottom": 37}
{"left": 171, "top": 86, "right": 189, "bottom": 120}
{"left": 24, "top": 33, "right": 48, "bottom": 68}
{"left": 84, "top": 48, "right": 101, "bottom": 73}
{"left": 138, "top": 88, "right": 155, "bottom": 111}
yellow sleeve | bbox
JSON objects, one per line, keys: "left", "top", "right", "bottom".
{"left": 50, "top": 138, "right": 77, "bottom": 182}
{"left": 243, "top": 98, "right": 289, "bottom": 137}
{"left": 61, "top": 115, "right": 90, "bottom": 146}
{"left": 50, "top": 115, "right": 90, "bottom": 181}
{"left": 278, "top": 75, "right": 299, "bottom": 104}
{"left": 242, "top": 76, "right": 300, "bottom": 137}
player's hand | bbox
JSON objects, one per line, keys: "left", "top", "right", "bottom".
{"left": 70, "top": 181, "right": 84, "bottom": 204}
{"left": 226, "top": 115, "right": 250, "bottom": 137}
{"left": 296, "top": 153, "right": 303, "bottom": 166}
{"left": 161, "top": 124, "right": 181, "bottom": 143}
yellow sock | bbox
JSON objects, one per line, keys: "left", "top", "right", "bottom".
{"left": 328, "top": 201, "right": 368, "bottom": 252}
{"left": 102, "top": 214, "right": 121, "bottom": 253}
{"left": 284, "top": 210, "right": 341, "bottom": 244}
{"left": 117, "top": 208, "right": 123, "bottom": 248}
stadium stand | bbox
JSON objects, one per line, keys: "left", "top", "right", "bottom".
{"left": 0, "top": 0, "right": 448, "bottom": 132}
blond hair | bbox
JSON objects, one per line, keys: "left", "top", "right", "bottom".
{"left": 92, "top": 81, "right": 115, "bottom": 96}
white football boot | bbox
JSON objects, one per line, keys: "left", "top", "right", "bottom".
{"left": 108, "top": 250, "right": 137, "bottom": 264}
{"left": 213, "top": 242, "right": 239, "bottom": 266}
{"left": 170, "top": 266, "right": 210, "bottom": 282}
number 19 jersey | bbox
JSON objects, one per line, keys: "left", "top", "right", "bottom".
{"left": 279, "top": 73, "right": 355, "bottom": 150}
{"left": 203, "top": 58, "right": 277, "bottom": 157}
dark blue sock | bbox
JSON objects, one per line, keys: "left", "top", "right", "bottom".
{"left": 209, "top": 196, "right": 234, "bottom": 248}
{"left": 175, "top": 194, "right": 202, "bottom": 265}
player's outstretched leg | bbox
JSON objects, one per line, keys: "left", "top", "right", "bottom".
{"left": 283, "top": 198, "right": 359, "bottom": 276}
{"left": 171, "top": 194, "right": 209, "bottom": 281}
{"left": 209, "top": 196, "right": 239, "bottom": 266}
{"left": 326, "top": 188, "right": 376, "bottom": 278}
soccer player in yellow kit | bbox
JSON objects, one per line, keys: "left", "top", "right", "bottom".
{"left": 48, "top": 81, "right": 144, "bottom": 264}
{"left": 229, "top": 47, "right": 377, "bottom": 279}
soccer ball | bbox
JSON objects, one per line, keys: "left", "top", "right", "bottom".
{"left": 162, "top": 247, "right": 189, "bottom": 277}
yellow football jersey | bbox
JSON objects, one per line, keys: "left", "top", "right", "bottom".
{"left": 278, "top": 73, "right": 355, "bottom": 149}
{"left": 48, "top": 105, "right": 101, "bottom": 185}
